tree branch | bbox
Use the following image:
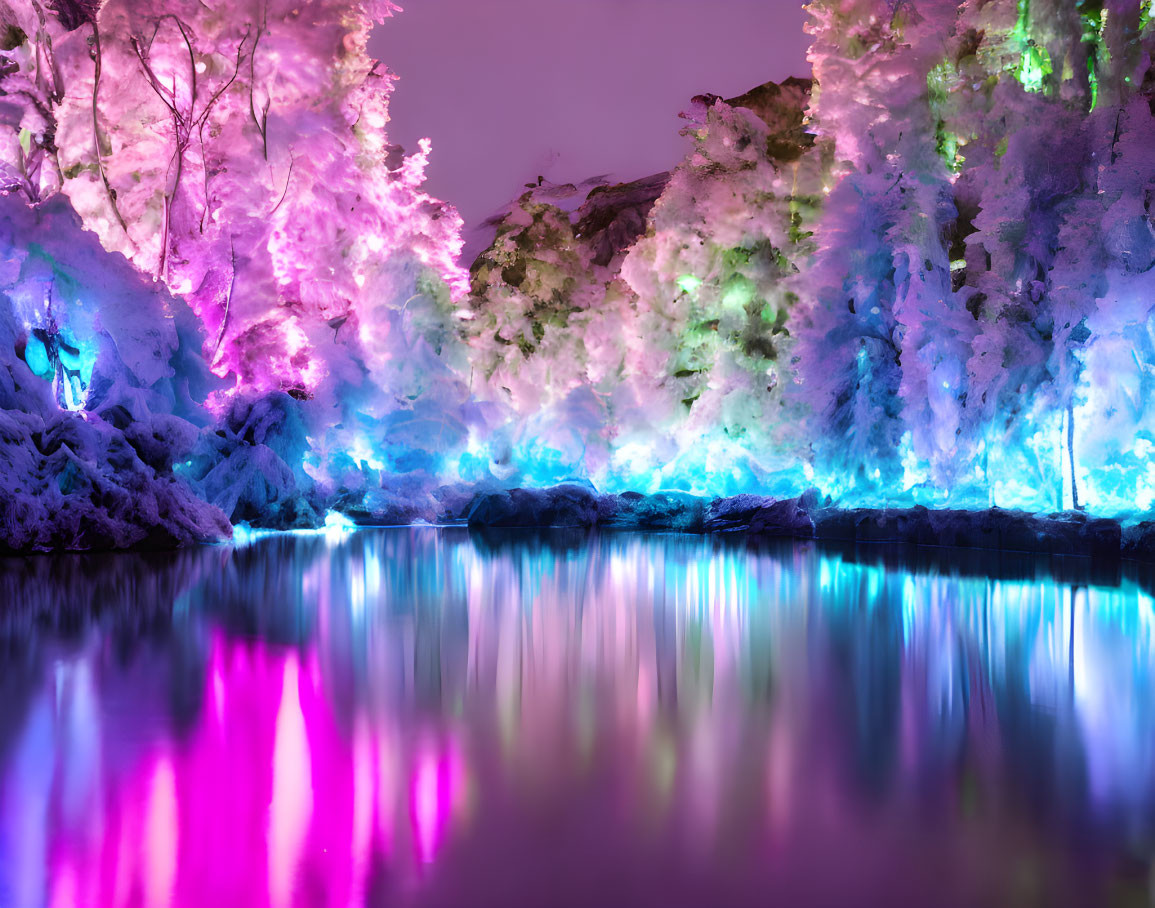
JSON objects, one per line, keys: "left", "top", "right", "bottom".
{"left": 91, "top": 23, "right": 132, "bottom": 238}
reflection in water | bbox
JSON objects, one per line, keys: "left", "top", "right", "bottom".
{"left": 1, "top": 530, "right": 1155, "bottom": 905}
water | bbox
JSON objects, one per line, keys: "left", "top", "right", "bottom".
{"left": 2, "top": 528, "right": 1155, "bottom": 907}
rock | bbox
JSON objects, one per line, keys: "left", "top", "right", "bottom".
{"left": 1080, "top": 516, "right": 1123, "bottom": 558}
{"left": 434, "top": 483, "right": 485, "bottom": 523}
{"left": 1123, "top": 521, "right": 1155, "bottom": 561}
{"left": 724, "top": 76, "right": 814, "bottom": 161}
{"left": 467, "top": 483, "right": 599, "bottom": 529}
{"left": 808, "top": 506, "right": 1123, "bottom": 559}
{"left": 810, "top": 507, "right": 858, "bottom": 541}
{"left": 453, "top": 482, "right": 1134, "bottom": 562}
{"left": 704, "top": 494, "right": 778, "bottom": 533}
{"left": 748, "top": 497, "right": 815, "bottom": 537}
{"left": 574, "top": 173, "right": 670, "bottom": 267}
{"left": 599, "top": 491, "right": 707, "bottom": 531}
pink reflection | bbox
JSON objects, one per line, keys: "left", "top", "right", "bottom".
{"left": 351, "top": 725, "right": 375, "bottom": 903}
{"left": 269, "top": 655, "right": 312, "bottom": 908}
{"left": 410, "top": 743, "right": 459, "bottom": 865}
{"left": 145, "top": 758, "right": 178, "bottom": 907}
{"left": 6, "top": 636, "right": 473, "bottom": 908}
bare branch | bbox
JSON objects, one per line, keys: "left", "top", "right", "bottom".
{"left": 213, "top": 237, "right": 237, "bottom": 363}
{"left": 269, "top": 153, "right": 295, "bottom": 216}
{"left": 130, "top": 15, "right": 201, "bottom": 280}
{"left": 248, "top": 0, "right": 269, "bottom": 159}
{"left": 91, "top": 23, "right": 132, "bottom": 239}
{"left": 194, "top": 29, "right": 248, "bottom": 131}
{"left": 197, "top": 31, "right": 250, "bottom": 232}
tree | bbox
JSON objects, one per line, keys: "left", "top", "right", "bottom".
{"left": 798, "top": 0, "right": 1155, "bottom": 514}
{"left": 799, "top": 0, "right": 976, "bottom": 502}
{"left": 19, "top": 0, "right": 477, "bottom": 508}
{"left": 465, "top": 80, "right": 827, "bottom": 496}
{"left": 622, "top": 79, "right": 825, "bottom": 495}
{"left": 49, "top": 0, "right": 466, "bottom": 396}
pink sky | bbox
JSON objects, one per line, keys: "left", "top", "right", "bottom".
{"left": 371, "top": 0, "right": 810, "bottom": 252}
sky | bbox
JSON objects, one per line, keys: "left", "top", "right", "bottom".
{"left": 370, "top": 0, "right": 810, "bottom": 255}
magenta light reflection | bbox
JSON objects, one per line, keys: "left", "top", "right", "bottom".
{"left": 144, "top": 757, "right": 178, "bottom": 907}
{"left": 410, "top": 739, "right": 462, "bottom": 866}
{"left": 5, "top": 633, "right": 473, "bottom": 908}
{"left": 269, "top": 654, "right": 312, "bottom": 908}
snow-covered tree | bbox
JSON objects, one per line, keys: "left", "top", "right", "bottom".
{"left": 45, "top": 0, "right": 466, "bottom": 397}
{"left": 798, "top": 0, "right": 1155, "bottom": 513}
{"left": 462, "top": 176, "right": 647, "bottom": 484}
{"left": 466, "top": 79, "right": 827, "bottom": 495}
{"left": 798, "top": 0, "right": 977, "bottom": 501}
{"left": 621, "top": 78, "right": 824, "bottom": 494}
{"left": 0, "top": 0, "right": 477, "bottom": 530}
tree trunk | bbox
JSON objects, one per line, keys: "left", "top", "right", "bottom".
{"left": 1067, "top": 403, "right": 1080, "bottom": 511}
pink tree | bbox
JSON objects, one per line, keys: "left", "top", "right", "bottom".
{"left": 46, "top": 0, "right": 467, "bottom": 401}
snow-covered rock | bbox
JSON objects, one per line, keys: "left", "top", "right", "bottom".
{"left": 182, "top": 392, "right": 321, "bottom": 530}
{"left": 0, "top": 195, "right": 230, "bottom": 552}
{"left": 467, "top": 483, "right": 600, "bottom": 529}
{"left": 600, "top": 491, "right": 708, "bottom": 532}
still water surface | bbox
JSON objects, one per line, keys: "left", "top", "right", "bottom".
{"left": 2, "top": 528, "right": 1155, "bottom": 906}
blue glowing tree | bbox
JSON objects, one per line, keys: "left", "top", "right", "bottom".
{"left": 799, "top": 0, "right": 1155, "bottom": 513}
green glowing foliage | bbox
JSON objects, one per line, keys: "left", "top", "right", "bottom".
{"left": 620, "top": 78, "right": 824, "bottom": 487}
{"left": 721, "top": 275, "right": 757, "bottom": 310}
{"left": 463, "top": 173, "right": 669, "bottom": 485}
{"left": 1017, "top": 43, "right": 1053, "bottom": 92}
{"left": 676, "top": 274, "right": 703, "bottom": 296}
{"left": 927, "top": 60, "right": 967, "bottom": 171}
{"left": 465, "top": 79, "right": 827, "bottom": 494}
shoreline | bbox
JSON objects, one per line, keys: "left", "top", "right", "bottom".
{"left": 5, "top": 483, "right": 1155, "bottom": 563}
{"left": 460, "top": 485, "right": 1155, "bottom": 563}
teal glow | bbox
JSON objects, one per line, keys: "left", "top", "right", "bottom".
{"left": 323, "top": 509, "right": 357, "bottom": 534}
{"left": 56, "top": 332, "right": 96, "bottom": 412}
{"left": 22, "top": 335, "right": 51, "bottom": 379}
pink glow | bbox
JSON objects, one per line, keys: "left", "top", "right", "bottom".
{"left": 47, "top": 0, "right": 467, "bottom": 399}
{"left": 144, "top": 758, "right": 179, "bottom": 907}
{"left": 375, "top": 729, "right": 400, "bottom": 858}
{"left": 410, "top": 744, "right": 456, "bottom": 865}
{"left": 47, "top": 859, "right": 77, "bottom": 908}
{"left": 4, "top": 635, "right": 477, "bottom": 907}
{"left": 351, "top": 725, "right": 375, "bottom": 903}
{"left": 269, "top": 655, "right": 312, "bottom": 908}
